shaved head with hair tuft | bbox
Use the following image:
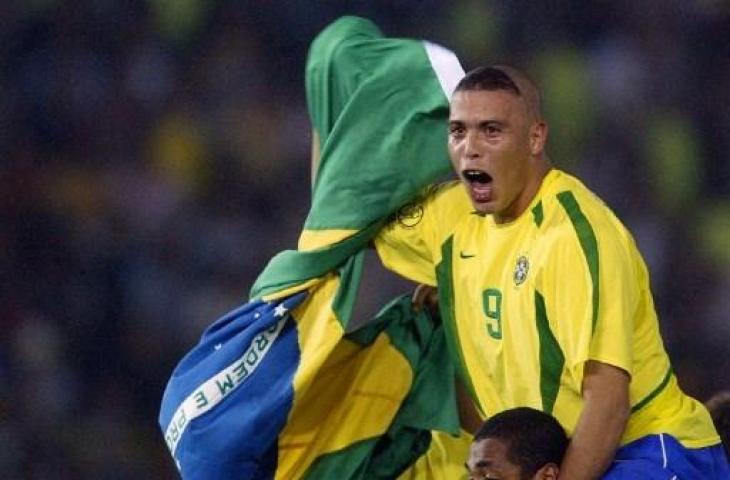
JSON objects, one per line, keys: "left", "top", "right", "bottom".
{"left": 455, "top": 65, "right": 543, "bottom": 122}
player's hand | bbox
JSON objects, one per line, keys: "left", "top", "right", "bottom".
{"left": 412, "top": 284, "right": 439, "bottom": 316}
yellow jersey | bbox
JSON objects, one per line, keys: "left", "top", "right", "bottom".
{"left": 375, "top": 169, "right": 719, "bottom": 448}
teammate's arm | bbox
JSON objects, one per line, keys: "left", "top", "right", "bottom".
{"left": 558, "top": 361, "right": 630, "bottom": 480}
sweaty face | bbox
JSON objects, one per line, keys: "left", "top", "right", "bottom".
{"left": 448, "top": 89, "right": 536, "bottom": 221}
{"left": 467, "top": 438, "right": 524, "bottom": 480}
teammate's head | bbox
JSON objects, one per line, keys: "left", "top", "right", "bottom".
{"left": 467, "top": 407, "right": 567, "bottom": 480}
{"left": 705, "top": 390, "right": 730, "bottom": 458}
{"left": 448, "top": 66, "right": 549, "bottom": 222}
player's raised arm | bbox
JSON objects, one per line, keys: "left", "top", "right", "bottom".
{"left": 310, "top": 128, "right": 320, "bottom": 188}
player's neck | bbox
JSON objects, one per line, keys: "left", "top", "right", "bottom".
{"left": 494, "top": 161, "right": 551, "bottom": 225}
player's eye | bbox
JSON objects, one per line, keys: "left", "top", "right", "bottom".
{"left": 449, "top": 124, "right": 465, "bottom": 137}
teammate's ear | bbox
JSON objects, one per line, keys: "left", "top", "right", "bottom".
{"left": 534, "top": 462, "right": 559, "bottom": 480}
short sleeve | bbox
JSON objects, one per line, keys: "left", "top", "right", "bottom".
{"left": 374, "top": 183, "right": 469, "bottom": 286}
{"left": 374, "top": 196, "right": 439, "bottom": 286}
{"left": 540, "top": 219, "right": 639, "bottom": 387}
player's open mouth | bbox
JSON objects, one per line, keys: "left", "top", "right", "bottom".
{"left": 462, "top": 169, "right": 493, "bottom": 203}
{"left": 463, "top": 169, "right": 492, "bottom": 184}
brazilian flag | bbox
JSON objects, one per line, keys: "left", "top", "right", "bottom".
{"left": 159, "top": 16, "right": 469, "bottom": 479}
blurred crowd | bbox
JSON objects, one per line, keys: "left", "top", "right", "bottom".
{"left": 1, "top": 1, "right": 728, "bottom": 478}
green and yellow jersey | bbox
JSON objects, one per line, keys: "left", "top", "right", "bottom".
{"left": 375, "top": 169, "right": 719, "bottom": 448}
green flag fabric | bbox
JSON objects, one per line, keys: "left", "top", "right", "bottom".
{"left": 250, "top": 15, "right": 463, "bottom": 301}
{"left": 161, "top": 16, "right": 471, "bottom": 479}
{"left": 262, "top": 17, "right": 470, "bottom": 478}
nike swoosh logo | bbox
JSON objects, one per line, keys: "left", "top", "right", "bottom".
{"left": 460, "top": 251, "right": 476, "bottom": 259}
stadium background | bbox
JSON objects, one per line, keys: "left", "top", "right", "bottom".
{"left": 1, "top": 1, "right": 728, "bottom": 477}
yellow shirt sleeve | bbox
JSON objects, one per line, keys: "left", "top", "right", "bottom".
{"left": 541, "top": 218, "right": 638, "bottom": 387}
{"left": 588, "top": 225, "right": 638, "bottom": 376}
{"left": 375, "top": 195, "right": 439, "bottom": 286}
{"left": 374, "top": 182, "right": 468, "bottom": 286}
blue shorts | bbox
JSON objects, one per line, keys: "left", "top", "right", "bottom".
{"left": 602, "top": 434, "right": 730, "bottom": 479}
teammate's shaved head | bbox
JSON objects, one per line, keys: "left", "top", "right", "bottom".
{"left": 454, "top": 65, "right": 543, "bottom": 121}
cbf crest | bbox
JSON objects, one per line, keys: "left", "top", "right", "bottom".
{"left": 396, "top": 202, "right": 424, "bottom": 228}
{"left": 514, "top": 255, "right": 530, "bottom": 286}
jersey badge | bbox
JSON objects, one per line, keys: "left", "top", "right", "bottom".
{"left": 396, "top": 202, "right": 424, "bottom": 228}
{"left": 514, "top": 255, "right": 530, "bottom": 286}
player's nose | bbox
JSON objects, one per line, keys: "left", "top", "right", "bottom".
{"left": 463, "top": 130, "right": 482, "bottom": 160}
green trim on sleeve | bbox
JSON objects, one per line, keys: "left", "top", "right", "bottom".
{"left": 556, "top": 191, "right": 600, "bottom": 333}
{"left": 630, "top": 368, "right": 673, "bottom": 413}
{"left": 535, "top": 291, "right": 566, "bottom": 414}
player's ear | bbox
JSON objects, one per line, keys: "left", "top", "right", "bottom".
{"left": 534, "top": 462, "right": 559, "bottom": 480}
{"left": 529, "top": 120, "right": 547, "bottom": 156}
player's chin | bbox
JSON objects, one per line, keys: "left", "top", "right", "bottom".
{"left": 471, "top": 200, "right": 496, "bottom": 215}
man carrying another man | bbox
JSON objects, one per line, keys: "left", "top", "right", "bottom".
{"left": 376, "top": 65, "right": 729, "bottom": 478}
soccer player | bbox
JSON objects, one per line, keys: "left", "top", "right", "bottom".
{"left": 375, "top": 65, "right": 730, "bottom": 478}
{"left": 467, "top": 407, "right": 567, "bottom": 480}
